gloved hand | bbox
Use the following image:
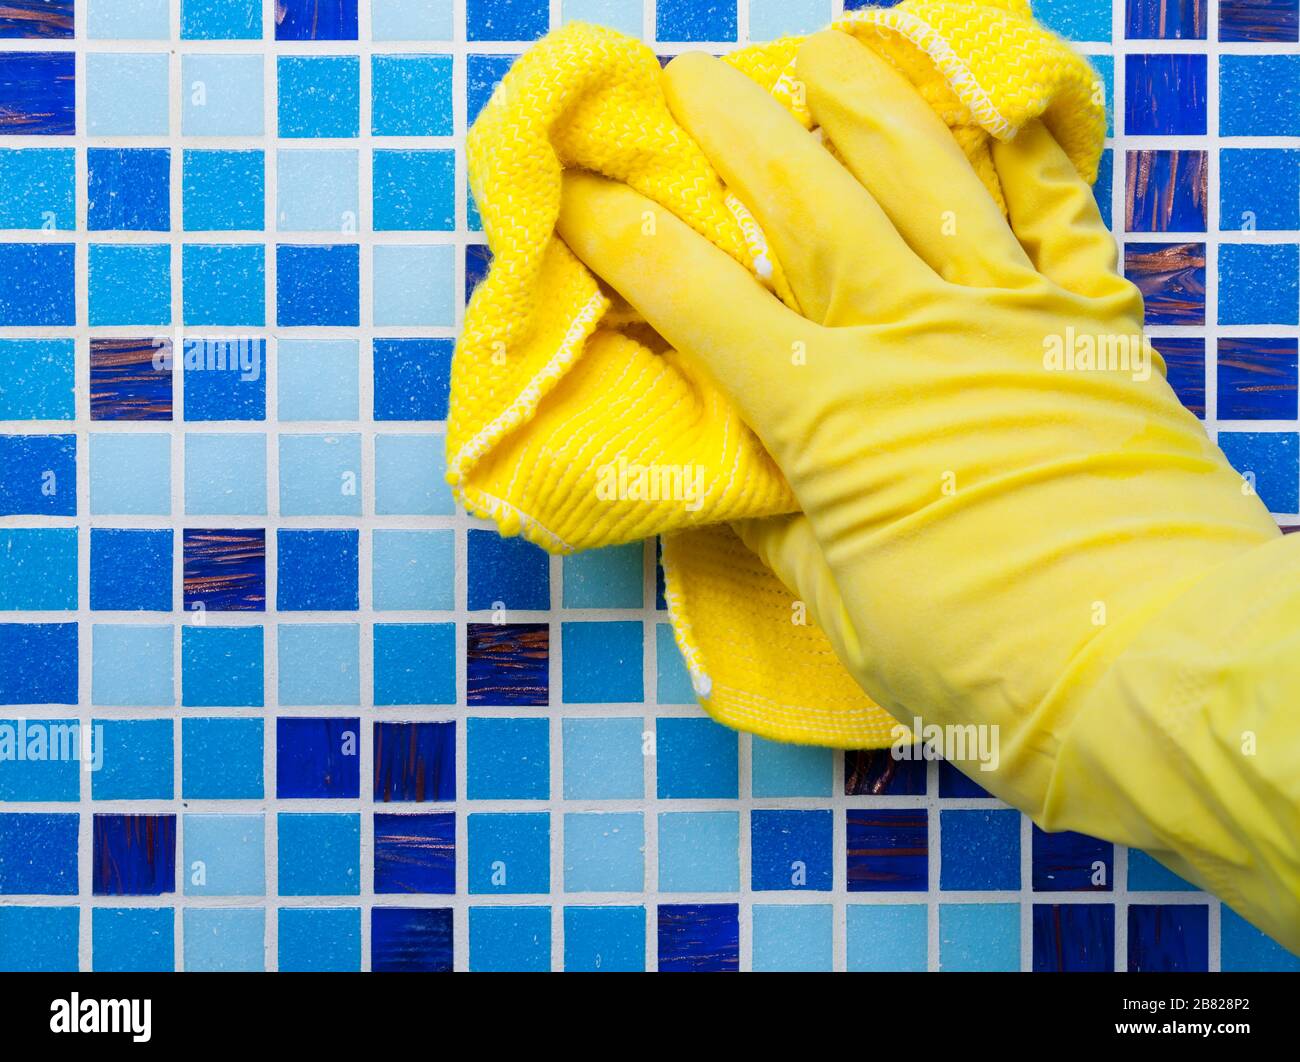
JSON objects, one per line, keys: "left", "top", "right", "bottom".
{"left": 557, "top": 29, "right": 1300, "bottom": 953}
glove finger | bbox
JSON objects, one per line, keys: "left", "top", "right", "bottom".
{"left": 991, "top": 121, "right": 1132, "bottom": 300}
{"left": 663, "top": 51, "right": 937, "bottom": 325}
{"left": 795, "top": 29, "right": 1035, "bottom": 289}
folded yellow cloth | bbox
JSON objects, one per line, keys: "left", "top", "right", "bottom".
{"left": 446, "top": 1, "right": 1107, "bottom": 748}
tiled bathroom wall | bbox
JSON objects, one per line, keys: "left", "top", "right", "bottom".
{"left": 0, "top": 0, "right": 1297, "bottom": 971}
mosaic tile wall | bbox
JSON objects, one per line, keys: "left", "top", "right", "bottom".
{"left": 0, "top": 0, "right": 1298, "bottom": 972}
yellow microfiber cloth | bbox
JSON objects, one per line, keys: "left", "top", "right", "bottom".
{"left": 446, "top": 0, "right": 1107, "bottom": 749}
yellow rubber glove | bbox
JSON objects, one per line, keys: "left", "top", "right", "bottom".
{"left": 556, "top": 29, "right": 1300, "bottom": 953}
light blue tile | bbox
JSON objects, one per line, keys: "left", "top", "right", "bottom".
{"left": 655, "top": 623, "right": 696, "bottom": 704}
{"left": 184, "top": 433, "right": 267, "bottom": 515}
{"left": 562, "top": 0, "right": 643, "bottom": 37}
{"left": 562, "top": 717, "right": 645, "bottom": 800}
{"left": 847, "top": 904, "right": 928, "bottom": 971}
{"left": 91, "top": 623, "right": 174, "bottom": 707}
{"left": 276, "top": 149, "right": 360, "bottom": 233}
{"left": 753, "top": 905, "right": 833, "bottom": 971}
{"left": 276, "top": 339, "right": 359, "bottom": 421}
{"left": 183, "top": 908, "right": 264, "bottom": 971}
{"left": 0, "top": 907, "right": 78, "bottom": 971}
{"left": 373, "top": 0, "right": 454, "bottom": 39}
{"left": 372, "top": 529, "right": 455, "bottom": 610}
{"left": 87, "top": 53, "right": 170, "bottom": 135}
{"left": 278, "top": 623, "right": 361, "bottom": 705}
{"left": 751, "top": 737, "right": 833, "bottom": 798}
{"left": 658, "top": 811, "right": 739, "bottom": 892}
{"left": 748, "top": 0, "right": 829, "bottom": 41}
{"left": 373, "top": 244, "right": 455, "bottom": 326}
{"left": 88, "top": 0, "right": 170, "bottom": 38}
{"left": 562, "top": 544, "right": 643, "bottom": 609}
{"left": 279, "top": 433, "right": 363, "bottom": 516}
{"left": 564, "top": 812, "right": 645, "bottom": 892}
{"left": 90, "top": 432, "right": 171, "bottom": 515}
{"left": 939, "top": 903, "right": 1021, "bottom": 971}
{"left": 182, "top": 54, "right": 265, "bottom": 136}
{"left": 374, "top": 433, "right": 454, "bottom": 515}
{"left": 183, "top": 813, "right": 266, "bottom": 896}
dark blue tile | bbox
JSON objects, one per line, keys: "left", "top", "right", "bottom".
{"left": 1033, "top": 904, "right": 1115, "bottom": 972}
{"left": 1124, "top": 242, "right": 1205, "bottom": 325}
{"left": 88, "top": 148, "right": 170, "bottom": 231}
{"left": 90, "top": 337, "right": 172, "bottom": 421}
{"left": 1125, "top": 150, "right": 1206, "bottom": 232}
{"left": 1128, "top": 904, "right": 1209, "bottom": 971}
{"left": 467, "top": 528, "right": 549, "bottom": 611}
{"left": 0, "top": 0, "right": 73, "bottom": 38}
{"left": 90, "top": 528, "right": 172, "bottom": 611}
{"left": 277, "top": 243, "right": 359, "bottom": 326}
{"left": 1218, "top": 338, "right": 1298, "bottom": 420}
{"left": 0, "top": 52, "right": 74, "bottom": 134}
{"left": 276, "top": 528, "right": 358, "bottom": 610}
{"left": 182, "top": 338, "right": 266, "bottom": 420}
{"left": 371, "top": 907, "right": 453, "bottom": 971}
{"left": 466, "top": 622, "right": 549, "bottom": 706}
{"left": 658, "top": 903, "right": 739, "bottom": 972}
{"left": 183, "top": 528, "right": 266, "bottom": 612}
{"left": 1124, "top": 54, "right": 1206, "bottom": 135}
{"left": 0, "top": 812, "right": 77, "bottom": 893}
{"left": 466, "top": 53, "right": 515, "bottom": 125}
{"left": 845, "top": 749, "right": 927, "bottom": 795}
{"left": 275, "top": 0, "right": 359, "bottom": 40}
{"left": 1093, "top": 147, "right": 1113, "bottom": 229}
{"left": 0, "top": 623, "right": 77, "bottom": 704}
{"left": 466, "top": 0, "right": 547, "bottom": 41}
{"left": 276, "top": 717, "right": 361, "bottom": 798}
{"left": 373, "top": 337, "right": 452, "bottom": 420}
{"left": 1152, "top": 336, "right": 1205, "bottom": 417}
{"left": 1220, "top": 0, "right": 1299, "bottom": 41}
{"left": 751, "top": 810, "right": 833, "bottom": 891}
{"left": 941, "top": 809, "right": 1021, "bottom": 891}
{"left": 375, "top": 721, "right": 456, "bottom": 802}
{"left": 938, "top": 759, "right": 994, "bottom": 798}
{"left": 374, "top": 813, "right": 456, "bottom": 894}
{"left": 0, "top": 433, "right": 75, "bottom": 515}
{"left": 0, "top": 242, "right": 74, "bottom": 325}
{"left": 465, "top": 243, "right": 491, "bottom": 303}
{"left": 1031, "top": 827, "right": 1113, "bottom": 891}
{"left": 846, "top": 809, "right": 928, "bottom": 892}
{"left": 1126, "top": 0, "right": 1206, "bottom": 37}
{"left": 92, "top": 814, "right": 176, "bottom": 896}
{"left": 657, "top": 0, "right": 736, "bottom": 42}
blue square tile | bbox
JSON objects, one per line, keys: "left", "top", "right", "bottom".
{"left": 375, "top": 812, "right": 456, "bottom": 894}
{"left": 1220, "top": 55, "right": 1299, "bottom": 136}
{"left": 466, "top": 52, "right": 515, "bottom": 126}
{"left": 371, "top": 53, "right": 453, "bottom": 135}
{"left": 278, "top": 907, "right": 360, "bottom": 971}
{"left": 88, "top": 243, "right": 170, "bottom": 326}
{"left": 0, "top": 907, "right": 78, "bottom": 971}
{"left": 467, "top": 528, "right": 549, "bottom": 611}
{"left": 278, "top": 812, "right": 359, "bottom": 895}
{"left": 1031, "top": 826, "right": 1114, "bottom": 891}
{"left": 656, "top": 716, "right": 737, "bottom": 799}
{"left": 561, "top": 717, "right": 644, "bottom": 800}
{"left": 1125, "top": 150, "right": 1206, "bottom": 232}
{"left": 181, "top": 625, "right": 263, "bottom": 706}
{"left": 1217, "top": 338, "right": 1297, "bottom": 420}
{"left": 1154, "top": 336, "right": 1206, "bottom": 417}
{"left": 1221, "top": 906, "right": 1300, "bottom": 971}
{"left": 375, "top": 433, "right": 453, "bottom": 514}
{"left": 468, "top": 812, "right": 550, "bottom": 894}
{"left": 87, "top": 52, "right": 169, "bottom": 135}
{"left": 1032, "top": 0, "right": 1112, "bottom": 40}
{"left": 90, "top": 529, "right": 171, "bottom": 611}
{"left": 184, "top": 813, "right": 265, "bottom": 895}
{"left": 1128, "top": 849, "right": 1199, "bottom": 891}
{"left": 564, "top": 812, "right": 644, "bottom": 892}
{"left": 0, "top": 812, "right": 77, "bottom": 893}
{"left": 941, "top": 809, "right": 1021, "bottom": 891}
{"left": 182, "top": 244, "right": 266, "bottom": 326}
{"left": 374, "top": 720, "right": 455, "bottom": 802}
{"left": 562, "top": 620, "right": 643, "bottom": 703}
{"left": 0, "top": 719, "right": 82, "bottom": 801}
{"left": 276, "top": 0, "right": 358, "bottom": 39}
{"left": 92, "top": 908, "right": 173, "bottom": 972}
{"left": 659, "top": 624, "right": 701, "bottom": 702}
{"left": 277, "top": 55, "right": 360, "bottom": 138}
{"left": 467, "top": 622, "right": 548, "bottom": 706}
{"left": 277, "top": 528, "right": 359, "bottom": 611}
{"left": 373, "top": 337, "right": 452, "bottom": 420}
{"left": 659, "top": 811, "right": 739, "bottom": 893}
{"left": 1032, "top": 903, "right": 1115, "bottom": 971}
{"left": 182, "top": 716, "right": 263, "bottom": 799}
{"left": 373, "top": 243, "right": 455, "bottom": 325}
{"left": 562, "top": 544, "right": 643, "bottom": 609}
{"left": 0, "top": 243, "right": 74, "bottom": 325}
{"left": 89, "top": 432, "right": 169, "bottom": 514}
{"left": 277, "top": 339, "right": 359, "bottom": 420}
{"left": 182, "top": 526, "right": 266, "bottom": 606}
{"left": 468, "top": 716, "right": 549, "bottom": 799}
{"left": 182, "top": 0, "right": 261, "bottom": 39}
{"left": 89, "top": 337, "right": 171, "bottom": 421}
{"left": 847, "top": 808, "right": 928, "bottom": 892}
{"left": 92, "top": 718, "right": 173, "bottom": 799}
{"left": 656, "top": 0, "right": 735, "bottom": 41}
{"left": 373, "top": 150, "right": 455, "bottom": 230}
{"left": 845, "top": 748, "right": 928, "bottom": 795}
{"left": 751, "top": 737, "right": 833, "bottom": 798}
{"left": 940, "top": 903, "right": 1020, "bottom": 971}
{"left": 93, "top": 813, "right": 176, "bottom": 895}
{"left": 0, "top": 527, "right": 76, "bottom": 610}
{"left": 0, "top": 623, "right": 77, "bottom": 705}
{"left": 184, "top": 908, "right": 264, "bottom": 971}
{"left": 1220, "top": 149, "right": 1300, "bottom": 232}
{"left": 181, "top": 53, "right": 264, "bottom": 136}
{"left": 1, "top": 434, "right": 76, "bottom": 515}
{"left": 91, "top": 623, "right": 173, "bottom": 706}
{"left": 752, "top": 904, "right": 833, "bottom": 971}
{"left": 183, "top": 149, "right": 265, "bottom": 230}
{"left": 1220, "top": 0, "right": 1299, "bottom": 41}
{"left": 373, "top": 529, "right": 454, "bottom": 611}
{"left": 846, "top": 904, "right": 928, "bottom": 971}
{"left": 372, "top": 907, "right": 453, "bottom": 971}
{"left": 0, "top": 0, "right": 73, "bottom": 37}
{"left": 467, "top": 0, "right": 547, "bottom": 40}
{"left": 374, "top": 622, "right": 456, "bottom": 705}
{"left": 469, "top": 905, "right": 550, "bottom": 971}
{"left": 0, "top": 51, "right": 73, "bottom": 134}
{"left": 1124, "top": 242, "right": 1205, "bottom": 325}
{"left": 563, "top": 905, "right": 645, "bottom": 972}
{"left": 657, "top": 903, "right": 738, "bottom": 972}
{"left": 277, "top": 624, "right": 360, "bottom": 705}
{"left": 1128, "top": 904, "right": 1209, "bottom": 971}
{"left": 276, "top": 147, "right": 359, "bottom": 232}
{"left": 1125, "top": 54, "right": 1206, "bottom": 135}
{"left": 88, "top": 148, "right": 169, "bottom": 230}
{"left": 1126, "top": 0, "right": 1205, "bottom": 37}
{"left": 277, "top": 243, "right": 359, "bottom": 326}
{"left": 275, "top": 716, "right": 361, "bottom": 797}
{"left": 1218, "top": 243, "right": 1299, "bottom": 325}
{"left": 1218, "top": 431, "right": 1299, "bottom": 513}
{"left": 278, "top": 432, "right": 362, "bottom": 515}
{"left": 0, "top": 149, "right": 74, "bottom": 230}
{"left": 183, "top": 339, "right": 266, "bottom": 419}
{"left": 0, "top": 339, "right": 74, "bottom": 420}
{"left": 752, "top": 810, "right": 832, "bottom": 892}
{"left": 464, "top": 242, "right": 491, "bottom": 302}
{"left": 748, "top": 0, "right": 828, "bottom": 40}
{"left": 373, "top": 0, "right": 454, "bottom": 40}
